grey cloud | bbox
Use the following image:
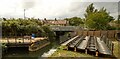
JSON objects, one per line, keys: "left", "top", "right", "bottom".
{"left": 56, "top": 2, "right": 118, "bottom": 19}
{"left": 1, "top": 1, "right": 119, "bottom": 19}
{"left": 22, "top": 0, "right": 36, "bottom": 9}
{"left": 93, "top": 2, "right": 118, "bottom": 19}
{"left": 81, "top": 0, "right": 119, "bottom": 2}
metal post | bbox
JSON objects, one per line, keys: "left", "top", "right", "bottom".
{"left": 24, "top": 9, "right": 26, "bottom": 19}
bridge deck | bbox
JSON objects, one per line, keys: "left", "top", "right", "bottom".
{"left": 49, "top": 26, "right": 81, "bottom": 31}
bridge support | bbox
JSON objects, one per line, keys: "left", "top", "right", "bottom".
{"left": 55, "top": 31, "right": 73, "bottom": 44}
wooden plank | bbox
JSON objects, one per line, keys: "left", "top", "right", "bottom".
{"left": 101, "top": 31, "right": 107, "bottom": 36}
{"left": 108, "top": 30, "right": 115, "bottom": 38}
{"left": 88, "top": 31, "right": 94, "bottom": 36}
{"left": 94, "top": 31, "right": 101, "bottom": 37}
{"left": 83, "top": 31, "right": 88, "bottom": 36}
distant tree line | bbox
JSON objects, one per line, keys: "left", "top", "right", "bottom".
{"left": 2, "top": 18, "right": 55, "bottom": 39}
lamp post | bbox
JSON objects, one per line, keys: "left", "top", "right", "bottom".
{"left": 24, "top": 9, "right": 26, "bottom": 19}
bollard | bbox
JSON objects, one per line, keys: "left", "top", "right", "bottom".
{"left": 15, "top": 38, "right": 17, "bottom": 44}
{"left": 85, "top": 49, "right": 87, "bottom": 54}
{"left": 66, "top": 46, "right": 68, "bottom": 50}
{"left": 74, "top": 47, "right": 76, "bottom": 52}
{"left": 95, "top": 51, "right": 99, "bottom": 57}
{"left": 23, "top": 38, "right": 24, "bottom": 43}
{"left": 7, "top": 38, "right": 9, "bottom": 44}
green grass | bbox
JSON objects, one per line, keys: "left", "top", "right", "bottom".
{"left": 112, "top": 41, "right": 119, "bottom": 57}
{"left": 50, "top": 46, "right": 93, "bottom": 57}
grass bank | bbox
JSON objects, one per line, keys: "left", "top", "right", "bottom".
{"left": 112, "top": 41, "right": 119, "bottom": 58}
{"left": 50, "top": 46, "right": 93, "bottom": 57}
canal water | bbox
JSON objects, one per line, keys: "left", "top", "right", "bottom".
{"left": 2, "top": 42, "right": 59, "bottom": 59}
{"left": 2, "top": 33, "right": 69, "bottom": 59}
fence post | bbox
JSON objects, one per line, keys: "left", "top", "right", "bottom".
{"left": 100, "top": 30, "right": 102, "bottom": 37}
{"left": 87, "top": 31, "right": 88, "bottom": 36}
{"left": 114, "top": 30, "right": 115, "bottom": 38}
{"left": 106, "top": 30, "right": 108, "bottom": 38}
{"left": 82, "top": 30, "right": 83, "bottom": 36}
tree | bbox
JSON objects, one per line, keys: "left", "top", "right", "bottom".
{"left": 2, "top": 18, "right": 44, "bottom": 37}
{"left": 110, "top": 18, "right": 120, "bottom": 30}
{"left": 64, "top": 17, "right": 83, "bottom": 26}
{"left": 42, "top": 25, "right": 55, "bottom": 42}
{"left": 84, "top": 3, "right": 114, "bottom": 30}
{"left": 84, "top": 3, "right": 98, "bottom": 18}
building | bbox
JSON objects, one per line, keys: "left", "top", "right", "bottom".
{"left": 43, "top": 18, "right": 69, "bottom": 26}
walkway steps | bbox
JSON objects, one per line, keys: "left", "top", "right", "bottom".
{"left": 68, "top": 36, "right": 85, "bottom": 48}
{"left": 64, "top": 35, "right": 113, "bottom": 56}
{"left": 96, "top": 37, "right": 112, "bottom": 55}
{"left": 76, "top": 36, "right": 90, "bottom": 50}
{"left": 87, "top": 36, "right": 97, "bottom": 52}
{"left": 61, "top": 35, "right": 79, "bottom": 46}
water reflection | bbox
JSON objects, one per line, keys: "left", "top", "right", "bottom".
{"left": 2, "top": 44, "right": 53, "bottom": 59}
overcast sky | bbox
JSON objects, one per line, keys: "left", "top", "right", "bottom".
{"left": 0, "top": 0, "right": 119, "bottom": 19}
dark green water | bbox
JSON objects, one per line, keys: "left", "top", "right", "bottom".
{"left": 2, "top": 34, "right": 64, "bottom": 59}
{"left": 2, "top": 43, "right": 56, "bottom": 59}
